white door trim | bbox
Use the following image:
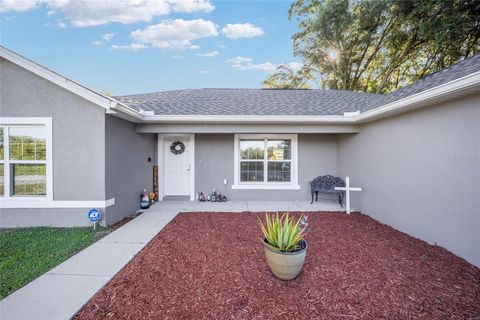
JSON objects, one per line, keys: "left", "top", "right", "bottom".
{"left": 157, "top": 134, "right": 195, "bottom": 201}
{"left": 188, "top": 134, "right": 195, "bottom": 201}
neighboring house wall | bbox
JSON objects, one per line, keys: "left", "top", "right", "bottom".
{"left": 195, "top": 134, "right": 338, "bottom": 201}
{"left": 105, "top": 115, "right": 155, "bottom": 225}
{"left": 0, "top": 58, "right": 106, "bottom": 227}
{"left": 337, "top": 93, "right": 480, "bottom": 267}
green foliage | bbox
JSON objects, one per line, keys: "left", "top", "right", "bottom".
{"left": 9, "top": 135, "right": 46, "bottom": 161}
{"left": 263, "top": 64, "right": 313, "bottom": 89}
{"left": 265, "top": 0, "right": 480, "bottom": 92}
{"left": 240, "top": 146, "right": 264, "bottom": 159}
{"left": 258, "top": 212, "right": 305, "bottom": 252}
{"left": 0, "top": 227, "right": 110, "bottom": 298}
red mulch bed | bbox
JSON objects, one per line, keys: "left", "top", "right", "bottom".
{"left": 75, "top": 212, "right": 480, "bottom": 320}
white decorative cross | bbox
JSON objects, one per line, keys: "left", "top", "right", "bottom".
{"left": 334, "top": 177, "right": 362, "bottom": 214}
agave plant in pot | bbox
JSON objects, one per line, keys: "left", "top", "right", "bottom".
{"left": 259, "top": 212, "right": 308, "bottom": 280}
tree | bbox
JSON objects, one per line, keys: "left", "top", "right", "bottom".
{"left": 264, "top": 0, "right": 480, "bottom": 93}
{"left": 263, "top": 64, "right": 313, "bottom": 89}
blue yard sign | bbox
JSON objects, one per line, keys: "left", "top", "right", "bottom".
{"left": 88, "top": 208, "right": 101, "bottom": 223}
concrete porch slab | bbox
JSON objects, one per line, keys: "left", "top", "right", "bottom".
{"left": 149, "top": 199, "right": 342, "bottom": 213}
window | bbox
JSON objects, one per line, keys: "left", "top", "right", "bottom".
{"left": 233, "top": 134, "right": 299, "bottom": 190}
{"left": 0, "top": 118, "right": 52, "bottom": 200}
{"left": 239, "top": 140, "right": 264, "bottom": 182}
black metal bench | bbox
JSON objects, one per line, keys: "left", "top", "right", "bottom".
{"left": 310, "top": 175, "right": 345, "bottom": 207}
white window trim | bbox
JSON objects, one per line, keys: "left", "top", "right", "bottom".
{"left": 0, "top": 117, "right": 53, "bottom": 201}
{"left": 232, "top": 134, "right": 299, "bottom": 190}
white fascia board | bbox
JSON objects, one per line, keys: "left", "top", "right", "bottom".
{"left": 7, "top": 42, "right": 476, "bottom": 124}
{"left": 0, "top": 46, "right": 116, "bottom": 110}
{"left": 137, "top": 71, "right": 480, "bottom": 124}
{"left": 134, "top": 71, "right": 480, "bottom": 124}
{"left": 357, "top": 70, "right": 480, "bottom": 123}
{"left": 110, "top": 101, "right": 144, "bottom": 120}
{"left": 141, "top": 114, "right": 352, "bottom": 124}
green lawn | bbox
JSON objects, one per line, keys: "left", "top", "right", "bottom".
{"left": 0, "top": 227, "right": 111, "bottom": 299}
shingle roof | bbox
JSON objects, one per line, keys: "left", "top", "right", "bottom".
{"left": 115, "top": 54, "right": 480, "bottom": 116}
{"left": 363, "top": 53, "right": 480, "bottom": 112}
{"left": 115, "top": 89, "right": 383, "bottom": 116}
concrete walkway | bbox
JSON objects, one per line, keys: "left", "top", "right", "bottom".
{"left": 0, "top": 200, "right": 341, "bottom": 320}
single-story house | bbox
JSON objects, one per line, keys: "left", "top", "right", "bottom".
{"left": 0, "top": 46, "right": 479, "bottom": 266}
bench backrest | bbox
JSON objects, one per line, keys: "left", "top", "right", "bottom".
{"left": 310, "top": 175, "right": 345, "bottom": 192}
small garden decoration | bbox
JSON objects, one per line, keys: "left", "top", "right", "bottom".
{"left": 170, "top": 141, "right": 185, "bottom": 155}
{"left": 259, "top": 212, "right": 307, "bottom": 280}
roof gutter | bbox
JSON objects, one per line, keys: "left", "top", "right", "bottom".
{"left": 3, "top": 46, "right": 478, "bottom": 124}
{"left": 139, "top": 114, "right": 351, "bottom": 124}
{"left": 109, "top": 100, "right": 144, "bottom": 120}
{"left": 356, "top": 70, "right": 480, "bottom": 123}
{"left": 111, "top": 70, "right": 480, "bottom": 124}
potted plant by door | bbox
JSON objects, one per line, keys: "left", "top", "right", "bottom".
{"left": 258, "top": 213, "right": 308, "bottom": 280}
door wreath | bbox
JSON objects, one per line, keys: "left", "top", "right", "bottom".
{"left": 170, "top": 141, "right": 186, "bottom": 155}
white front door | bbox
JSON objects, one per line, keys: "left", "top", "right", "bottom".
{"left": 164, "top": 136, "right": 192, "bottom": 196}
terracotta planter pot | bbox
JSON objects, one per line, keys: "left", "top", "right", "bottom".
{"left": 263, "top": 239, "right": 307, "bottom": 280}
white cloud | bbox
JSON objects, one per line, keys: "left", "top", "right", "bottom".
{"left": 225, "top": 57, "right": 304, "bottom": 73}
{"left": 0, "top": 0, "right": 38, "bottom": 12}
{"left": 196, "top": 51, "right": 219, "bottom": 57}
{"left": 286, "top": 62, "right": 303, "bottom": 72}
{"left": 221, "top": 23, "right": 264, "bottom": 39}
{"left": 225, "top": 56, "right": 275, "bottom": 72}
{"left": 102, "top": 32, "right": 115, "bottom": 42}
{"left": 0, "top": 0, "right": 214, "bottom": 26}
{"left": 57, "top": 21, "right": 66, "bottom": 28}
{"left": 172, "top": 55, "right": 184, "bottom": 59}
{"left": 130, "top": 19, "right": 218, "bottom": 50}
{"left": 111, "top": 43, "right": 146, "bottom": 51}
{"left": 200, "top": 70, "right": 210, "bottom": 74}
{"left": 170, "top": 0, "right": 213, "bottom": 12}
{"left": 91, "top": 33, "right": 115, "bottom": 46}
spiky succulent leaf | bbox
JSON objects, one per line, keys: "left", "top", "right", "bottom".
{"left": 258, "top": 212, "right": 305, "bottom": 252}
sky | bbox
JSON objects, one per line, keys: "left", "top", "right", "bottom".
{"left": 0, "top": 0, "right": 301, "bottom": 96}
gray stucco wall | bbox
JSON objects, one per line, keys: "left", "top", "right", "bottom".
{"left": 105, "top": 115, "right": 155, "bottom": 225}
{"left": 195, "top": 134, "right": 338, "bottom": 201}
{"left": 0, "top": 58, "right": 106, "bottom": 201}
{"left": 337, "top": 93, "right": 480, "bottom": 266}
{"left": 1, "top": 58, "right": 107, "bottom": 227}
{"left": 1, "top": 208, "right": 96, "bottom": 227}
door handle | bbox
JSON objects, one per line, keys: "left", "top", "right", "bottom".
{"left": 187, "top": 164, "right": 191, "bottom": 172}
